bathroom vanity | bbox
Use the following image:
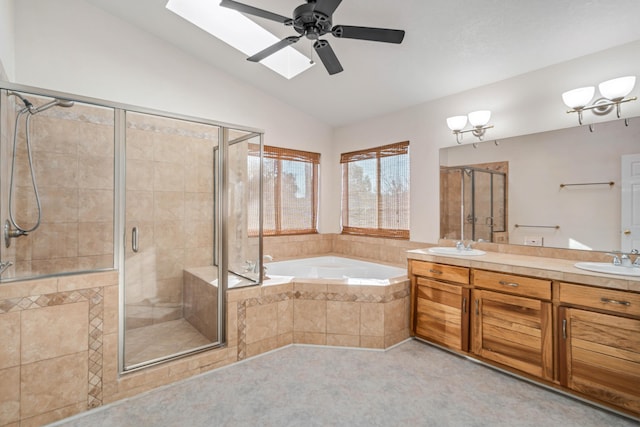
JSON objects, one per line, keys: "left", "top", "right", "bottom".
{"left": 407, "top": 249, "right": 640, "bottom": 419}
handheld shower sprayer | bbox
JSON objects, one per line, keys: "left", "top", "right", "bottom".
{"left": 4, "top": 91, "right": 76, "bottom": 248}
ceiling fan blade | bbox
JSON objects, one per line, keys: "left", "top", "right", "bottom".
{"left": 312, "top": 0, "right": 342, "bottom": 17}
{"left": 313, "top": 40, "right": 343, "bottom": 75}
{"left": 219, "top": 0, "right": 290, "bottom": 24}
{"left": 247, "top": 36, "right": 301, "bottom": 62}
{"left": 332, "top": 25, "right": 405, "bottom": 44}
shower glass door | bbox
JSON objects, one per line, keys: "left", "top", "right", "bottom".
{"left": 122, "top": 111, "right": 221, "bottom": 369}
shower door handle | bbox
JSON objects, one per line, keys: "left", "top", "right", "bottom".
{"left": 132, "top": 227, "right": 139, "bottom": 253}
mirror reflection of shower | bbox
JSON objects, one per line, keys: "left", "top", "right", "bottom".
{"left": 4, "top": 91, "right": 74, "bottom": 248}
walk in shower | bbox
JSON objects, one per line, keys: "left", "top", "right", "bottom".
{"left": 440, "top": 166, "right": 507, "bottom": 243}
{"left": 0, "top": 83, "right": 263, "bottom": 372}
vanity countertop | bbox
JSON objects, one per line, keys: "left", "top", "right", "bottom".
{"left": 407, "top": 249, "right": 640, "bottom": 293}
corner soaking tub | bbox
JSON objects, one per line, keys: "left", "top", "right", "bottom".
{"left": 265, "top": 256, "right": 407, "bottom": 285}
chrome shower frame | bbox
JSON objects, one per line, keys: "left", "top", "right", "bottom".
{"left": 0, "top": 81, "right": 264, "bottom": 374}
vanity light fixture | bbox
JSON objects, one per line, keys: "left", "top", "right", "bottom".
{"left": 446, "top": 110, "right": 494, "bottom": 144}
{"left": 562, "top": 76, "right": 637, "bottom": 131}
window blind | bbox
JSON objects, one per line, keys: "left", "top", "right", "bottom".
{"left": 341, "top": 141, "right": 409, "bottom": 239}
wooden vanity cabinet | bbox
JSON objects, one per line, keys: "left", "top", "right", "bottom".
{"left": 558, "top": 282, "right": 640, "bottom": 415}
{"left": 471, "top": 270, "right": 553, "bottom": 380}
{"left": 410, "top": 261, "right": 470, "bottom": 352}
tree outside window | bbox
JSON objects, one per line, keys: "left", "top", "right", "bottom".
{"left": 341, "top": 141, "right": 409, "bottom": 239}
{"left": 249, "top": 145, "right": 320, "bottom": 236}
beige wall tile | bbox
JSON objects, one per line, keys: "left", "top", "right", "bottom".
{"left": 78, "top": 222, "right": 113, "bottom": 257}
{"left": 21, "top": 302, "right": 89, "bottom": 364}
{"left": 326, "top": 301, "right": 360, "bottom": 335}
{"left": 57, "top": 270, "right": 117, "bottom": 292}
{"left": 126, "top": 159, "right": 154, "bottom": 191}
{"left": 360, "top": 335, "right": 385, "bottom": 349}
{"left": 0, "top": 366, "right": 20, "bottom": 424}
{"left": 246, "top": 336, "right": 279, "bottom": 358}
{"left": 246, "top": 303, "right": 278, "bottom": 344}
{"left": 125, "top": 191, "right": 153, "bottom": 221}
{"left": 155, "top": 224, "right": 186, "bottom": 251}
{"left": 0, "top": 312, "right": 21, "bottom": 369}
{"left": 78, "top": 189, "right": 113, "bottom": 222}
{"left": 293, "top": 300, "right": 326, "bottom": 333}
{"left": 103, "top": 285, "right": 119, "bottom": 335}
{"left": 293, "top": 331, "right": 326, "bottom": 345}
{"left": 19, "top": 402, "right": 86, "bottom": 427}
{"left": 360, "top": 303, "right": 384, "bottom": 337}
{"left": 384, "top": 298, "right": 406, "bottom": 335}
{"left": 0, "top": 278, "right": 57, "bottom": 299}
{"left": 154, "top": 191, "right": 184, "bottom": 222}
{"left": 33, "top": 151, "right": 77, "bottom": 189}
{"left": 39, "top": 188, "right": 79, "bottom": 223}
{"left": 102, "top": 332, "right": 119, "bottom": 386}
{"left": 20, "top": 352, "right": 88, "bottom": 418}
{"left": 326, "top": 334, "right": 359, "bottom": 347}
{"left": 78, "top": 155, "right": 113, "bottom": 190}
{"left": 278, "top": 332, "right": 293, "bottom": 347}
{"left": 31, "top": 223, "right": 78, "bottom": 260}
{"left": 154, "top": 162, "right": 184, "bottom": 192}
{"left": 277, "top": 299, "right": 293, "bottom": 335}
{"left": 385, "top": 329, "right": 410, "bottom": 348}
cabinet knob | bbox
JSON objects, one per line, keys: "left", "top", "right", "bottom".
{"left": 624, "top": 229, "right": 631, "bottom": 235}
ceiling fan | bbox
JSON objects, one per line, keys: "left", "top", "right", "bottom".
{"left": 219, "top": 0, "right": 405, "bottom": 75}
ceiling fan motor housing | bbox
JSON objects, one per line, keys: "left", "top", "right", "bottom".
{"left": 289, "top": 3, "right": 332, "bottom": 40}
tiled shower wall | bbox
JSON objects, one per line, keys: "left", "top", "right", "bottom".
{"left": 1, "top": 97, "right": 115, "bottom": 279}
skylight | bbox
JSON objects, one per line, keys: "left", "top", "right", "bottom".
{"left": 166, "top": 0, "right": 313, "bottom": 79}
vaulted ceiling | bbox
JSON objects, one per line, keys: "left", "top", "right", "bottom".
{"left": 86, "top": 0, "right": 640, "bottom": 127}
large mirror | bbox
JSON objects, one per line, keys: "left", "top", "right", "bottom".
{"left": 439, "top": 117, "right": 640, "bottom": 252}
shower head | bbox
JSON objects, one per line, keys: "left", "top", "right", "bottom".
{"left": 33, "top": 98, "right": 75, "bottom": 114}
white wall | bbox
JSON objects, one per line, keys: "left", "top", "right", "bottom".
{"left": 0, "top": 0, "right": 15, "bottom": 80}
{"left": 333, "top": 41, "right": 640, "bottom": 243}
{"left": 11, "top": 0, "right": 335, "bottom": 232}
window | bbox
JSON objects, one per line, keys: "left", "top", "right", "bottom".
{"left": 249, "top": 145, "right": 320, "bottom": 236}
{"left": 340, "top": 141, "right": 409, "bottom": 239}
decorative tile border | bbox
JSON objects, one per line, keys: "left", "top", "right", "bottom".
{"left": 235, "top": 282, "right": 409, "bottom": 360}
{"left": 0, "top": 288, "right": 104, "bottom": 409}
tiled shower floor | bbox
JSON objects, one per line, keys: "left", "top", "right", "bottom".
{"left": 124, "top": 319, "right": 212, "bottom": 366}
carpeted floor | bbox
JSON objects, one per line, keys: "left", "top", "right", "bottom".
{"left": 49, "top": 339, "right": 638, "bottom": 426}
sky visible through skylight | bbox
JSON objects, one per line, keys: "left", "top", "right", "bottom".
{"left": 166, "top": 0, "right": 314, "bottom": 79}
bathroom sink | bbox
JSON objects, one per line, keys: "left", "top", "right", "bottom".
{"left": 428, "top": 247, "right": 486, "bottom": 256}
{"left": 574, "top": 262, "right": 640, "bottom": 277}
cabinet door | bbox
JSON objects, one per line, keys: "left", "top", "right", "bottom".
{"left": 415, "top": 278, "right": 470, "bottom": 351}
{"left": 472, "top": 289, "right": 553, "bottom": 379}
{"left": 559, "top": 307, "right": 640, "bottom": 415}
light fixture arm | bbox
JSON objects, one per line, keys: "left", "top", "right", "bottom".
{"left": 452, "top": 125, "right": 494, "bottom": 144}
{"left": 566, "top": 96, "right": 637, "bottom": 117}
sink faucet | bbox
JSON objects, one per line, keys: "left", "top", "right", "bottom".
{"left": 456, "top": 240, "right": 475, "bottom": 251}
{"left": 620, "top": 254, "right": 633, "bottom": 267}
{"left": 606, "top": 253, "right": 622, "bottom": 265}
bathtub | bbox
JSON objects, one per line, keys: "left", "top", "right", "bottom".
{"left": 265, "top": 256, "right": 407, "bottom": 285}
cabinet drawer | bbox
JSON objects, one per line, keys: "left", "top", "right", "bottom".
{"left": 411, "top": 261, "right": 469, "bottom": 284}
{"left": 472, "top": 270, "right": 551, "bottom": 300}
{"left": 559, "top": 282, "right": 640, "bottom": 317}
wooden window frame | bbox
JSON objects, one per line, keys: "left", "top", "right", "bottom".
{"left": 250, "top": 144, "right": 320, "bottom": 236}
{"left": 340, "top": 141, "right": 410, "bottom": 239}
